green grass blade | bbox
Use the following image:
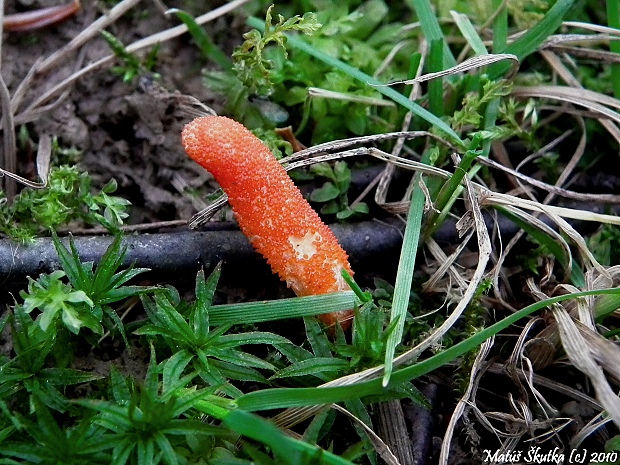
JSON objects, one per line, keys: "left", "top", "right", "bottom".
{"left": 492, "top": 0, "right": 508, "bottom": 53}
{"left": 451, "top": 11, "right": 488, "bottom": 56}
{"left": 237, "top": 288, "right": 620, "bottom": 411}
{"left": 223, "top": 409, "right": 355, "bottom": 465}
{"left": 271, "top": 358, "right": 350, "bottom": 380}
{"left": 404, "top": 0, "right": 457, "bottom": 69}
{"left": 208, "top": 291, "right": 356, "bottom": 326}
{"left": 245, "top": 16, "right": 463, "bottom": 146}
{"left": 425, "top": 135, "right": 482, "bottom": 238}
{"left": 168, "top": 9, "right": 232, "bottom": 70}
{"left": 382, "top": 171, "right": 426, "bottom": 386}
{"left": 428, "top": 39, "right": 445, "bottom": 116}
{"left": 607, "top": 0, "right": 620, "bottom": 98}
{"left": 489, "top": 0, "right": 576, "bottom": 78}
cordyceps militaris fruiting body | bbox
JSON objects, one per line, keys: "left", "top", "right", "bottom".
{"left": 182, "top": 116, "right": 353, "bottom": 327}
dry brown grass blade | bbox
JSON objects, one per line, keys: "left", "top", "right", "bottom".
{"left": 506, "top": 318, "right": 558, "bottom": 410}
{"left": 563, "top": 21, "right": 620, "bottom": 35}
{"left": 422, "top": 235, "right": 471, "bottom": 294}
{"left": 570, "top": 412, "right": 612, "bottom": 449}
{"left": 0, "top": 73, "right": 16, "bottom": 200}
{"left": 541, "top": 49, "right": 620, "bottom": 145}
{"left": 573, "top": 319, "right": 620, "bottom": 386}
{"left": 512, "top": 85, "right": 620, "bottom": 125}
{"left": 547, "top": 45, "right": 620, "bottom": 63}
{"left": 380, "top": 53, "right": 519, "bottom": 86}
{"left": 439, "top": 338, "right": 494, "bottom": 465}
{"left": 332, "top": 404, "right": 402, "bottom": 465}
{"left": 481, "top": 190, "right": 620, "bottom": 226}
{"left": 22, "top": 0, "right": 251, "bottom": 114}
{"left": 542, "top": 32, "right": 620, "bottom": 47}
{"left": 527, "top": 279, "right": 620, "bottom": 429}
{"left": 0, "top": 134, "right": 51, "bottom": 189}
{"left": 487, "top": 362, "right": 602, "bottom": 411}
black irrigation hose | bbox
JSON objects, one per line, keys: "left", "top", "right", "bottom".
{"left": 0, "top": 219, "right": 407, "bottom": 282}
{"left": 0, "top": 201, "right": 605, "bottom": 284}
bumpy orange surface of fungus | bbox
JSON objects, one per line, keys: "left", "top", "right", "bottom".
{"left": 182, "top": 116, "right": 353, "bottom": 327}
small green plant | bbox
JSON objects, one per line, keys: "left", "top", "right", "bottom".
{"left": 19, "top": 233, "right": 155, "bottom": 338}
{"left": 308, "top": 161, "right": 368, "bottom": 220}
{"left": 251, "top": 127, "right": 293, "bottom": 159}
{"left": 78, "top": 347, "right": 231, "bottom": 465}
{"left": 232, "top": 5, "right": 321, "bottom": 97}
{"left": 204, "top": 3, "right": 403, "bottom": 142}
{"left": 21, "top": 270, "right": 96, "bottom": 335}
{"left": 101, "top": 30, "right": 160, "bottom": 82}
{"left": 0, "top": 305, "right": 100, "bottom": 411}
{"left": 0, "top": 396, "right": 111, "bottom": 464}
{"left": 0, "top": 166, "right": 131, "bottom": 242}
{"left": 450, "top": 79, "right": 513, "bottom": 133}
{"left": 135, "top": 265, "right": 290, "bottom": 397}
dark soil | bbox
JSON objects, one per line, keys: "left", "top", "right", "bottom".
{"left": 5, "top": 0, "right": 237, "bottom": 223}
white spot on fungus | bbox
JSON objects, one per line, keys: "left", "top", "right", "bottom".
{"left": 288, "top": 231, "right": 322, "bottom": 260}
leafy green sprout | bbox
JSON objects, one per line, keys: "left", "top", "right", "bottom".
{"left": 309, "top": 161, "right": 369, "bottom": 220}
{"left": 101, "top": 30, "right": 160, "bottom": 83}
{"left": 0, "top": 166, "right": 131, "bottom": 243}
{"left": 18, "top": 233, "right": 156, "bottom": 340}
{"left": 232, "top": 5, "right": 321, "bottom": 98}
{"left": 77, "top": 346, "right": 233, "bottom": 465}
{"left": 135, "top": 264, "right": 291, "bottom": 397}
{"left": 0, "top": 305, "right": 101, "bottom": 412}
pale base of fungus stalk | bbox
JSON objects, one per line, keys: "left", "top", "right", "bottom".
{"left": 182, "top": 116, "right": 353, "bottom": 328}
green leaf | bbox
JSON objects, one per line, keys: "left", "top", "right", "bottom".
{"left": 223, "top": 409, "right": 355, "bottom": 465}
{"left": 304, "top": 317, "right": 333, "bottom": 359}
{"left": 237, "top": 288, "right": 620, "bottom": 411}
{"left": 111, "top": 438, "right": 135, "bottom": 465}
{"left": 39, "top": 368, "right": 101, "bottom": 385}
{"left": 270, "top": 358, "right": 350, "bottom": 380}
{"left": 208, "top": 291, "right": 356, "bottom": 326}
{"left": 352, "top": 203, "right": 369, "bottom": 214}
{"left": 310, "top": 162, "right": 336, "bottom": 181}
{"left": 213, "top": 350, "right": 275, "bottom": 372}
{"left": 310, "top": 182, "right": 340, "bottom": 202}
{"left": 52, "top": 233, "right": 88, "bottom": 290}
{"left": 321, "top": 201, "right": 340, "bottom": 215}
{"left": 216, "top": 332, "right": 290, "bottom": 348}
{"left": 110, "top": 366, "right": 132, "bottom": 404}
{"left": 192, "top": 265, "right": 222, "bottom": 339}
{"left": 136, "top": 438, "right": 155, "bottom": 465}
{"left": 152, "top": 432, "right": 178, "bottom": 465}
{"left": 161, "top": 351, "right": 194, "bottom": 395}
{"left": 246, "top": 16, "right": 463, "bottom": 145}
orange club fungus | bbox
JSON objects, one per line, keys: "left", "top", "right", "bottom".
{"left": 181, "top": 116, "right": 353, "bottom": 328}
